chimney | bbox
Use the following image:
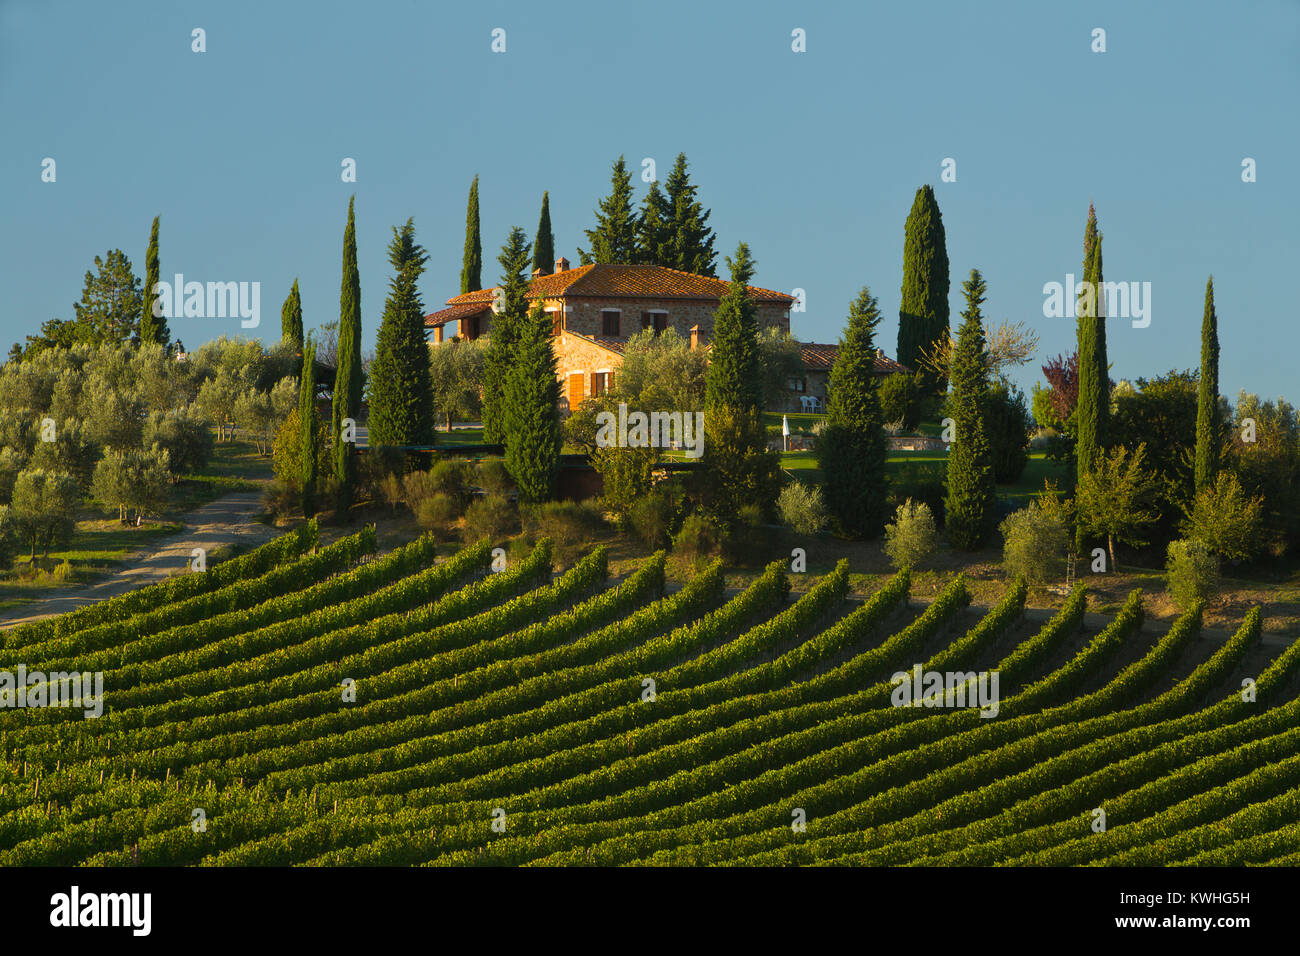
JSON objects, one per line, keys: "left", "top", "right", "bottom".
{"left": 875, "top": 348, "right": 884, "bottom": 360}
{"left": 433, "top": 325, "right": 444, "bottom": 344}
{"left": 555, "top": 256, "right": 570, "bottom": 273}
{"left": 690, "top": 324, "right": 703, "bottom": 350}
{"left": 532, "top": 267, "right": 547, "bottom": 278}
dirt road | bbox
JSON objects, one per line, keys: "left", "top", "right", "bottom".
{"left": 0, "top": 492, "right": 275, "bottom": 629}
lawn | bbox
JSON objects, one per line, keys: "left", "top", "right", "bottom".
{"left": 432, "top": 426, "right": 489, "bottom": 447}
{"left": 781, "top": 448, "right": 1068, "bottom": 504}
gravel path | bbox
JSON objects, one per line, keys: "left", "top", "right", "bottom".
{"left": 0, "top": 492, "right": 275, "bottom": 629}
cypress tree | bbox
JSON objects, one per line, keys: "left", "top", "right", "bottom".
{"left": 139, "top": 216, "right": 169, "bottom": 347}
{"left": 815, "top": 287, "right": 890, "bottom": 537}
{"left": 533, "top": 192, "right": 555, "bottom": 275}
{"left": 578, "top": 156, "right": 638, "bottom": 265}
{"left": 636, "top": 180, "right": 672, "bottom": 266}
{"left": 333, "top": 195, "right": 362, "bottom": 510}
{"left": 461, "top": 176, "right": 482, "bottom": 294}
{"left": 1194, "top": 275, "right": 1220, "bottom": 492}
{"left": 280, "top": 278, "right": 303, "bottom": 349}
{"left": 368, "top": 219, "right": 434, "bottom": 459}
{"left": 299, "top": 335, "right": 318, "bottom": 519}
{"left": 1075, "top": 203, "right": 1109, "bottom": 497}
{"left": 897, "top": 185, "right": 950, "bottom": 392}
{"left": 502, "top": 302, "right": 561, "bottom": 502}
{"left": 703, "top": 243, "right": 780, "bottom": 525}
{"left": 663, "top": 153, "right": 717, "bottom": 276}
{"left": 944, "top": 269, "right": 997, "bottom": 550}
{"left": 482, "top": 227, "right": 532, "bottom": 444}
{"left": 704, "top": 242, "right": 761, "bottom": 412}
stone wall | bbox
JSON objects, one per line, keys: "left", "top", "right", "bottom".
{"left": 539, "top": 295, "right": 789, "bottom": 341}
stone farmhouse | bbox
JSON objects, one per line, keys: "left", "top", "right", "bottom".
{"left": 424, "top": 258, "right": 906, "bottom": 414}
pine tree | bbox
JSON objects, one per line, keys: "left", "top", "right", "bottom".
{"left": 944, "top": 269, "right": 997, "bottom": 550}
{"left": 703, "top": 243, "right": 780, "bottom": 526}
{"left": 663, "top": 153, "right": 717, "bottom": 276}
{"left": 533, "top": 192, "right": 555, "bottom": 275}
{"left": 74, "top": 250, "right": 143, "bottom": 345}
{"left": 1075, "top": 203, "right": 1109, "bottom": 500}
{"left": 333, "top": 195, "right": 363, "bottom": 511}
{"left": 139, "top": 216, "right": 169, "bottom": 347}
{"left": 704, "top": 242, "right": 761, "bottom": 412}
{"left": 299, "top": 335, "right": 318, "bottom": 519}
{"left": 368, "top": 219, "right": 434, "bottom": 460}
{"left": 502, "top": 303, "right": 561, "bottom": 502}
{"left": 1194, "top": 276, "right": 1221, "bottom": 493}
{"left": 636, "top": 180, "right": 672, "bottom": 266}
{"left": 815, "top": 287, "right": 889, "bottom": 537}
{"left": 280, "top": 278, "right": 303, "bottom": 349}
{"left": 578, "top": 156, "right": 638, "bottom": 265}
{"left": 461, "top": 176, "right": 482, "bottom": 294}
{"left": 482, "top": 227, "right": 532, "bottom": 445}
{"left": 897, "top": 185, "right": 950, "bottom": 392}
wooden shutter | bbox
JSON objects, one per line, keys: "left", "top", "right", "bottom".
{"left": 567, "top": 373, "right": 584, "bottom": 411}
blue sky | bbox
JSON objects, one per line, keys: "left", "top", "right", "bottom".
{"left": 2, "top": 0, "right": 1297, "bottom": 402}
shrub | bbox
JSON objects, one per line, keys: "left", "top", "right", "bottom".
{"left": 260, "top": 480, "right": 298, "bottom": 522}
{"left": 1181, "top": 471, "right": 1264, "bottom": 562}
{"left": 722, "top": 504, "right": 770, "bottom": 563}
{"left": 475, "top": 459, "right": 514, "bottom": 496}
{"left": 878, "top": 372, "right": 923, "bottom": 431}
{"left": 1166, "top": 538, "right": 1220, "bottom": 610}
{"left": 628, "top": 487, "right": 676, "bottom": 550}
{"left": 462, "top": 494, "right": 517, "bottom": 544}
{"left": 673, "top": 512, "right": 720, "bottom": 564}
{"left": 416, "top": 493, "right": 462, "bottom": 540}
{"left": 778, "top": 481, "right": 827, "bottom": 535}
{"left": 883, "top": 499, "right": 938, "bottom": 570}
{"left": 890, "top": 461, "right": 946, "bottom": 528}
{"left": 999, "top": 496, "right": 1071, "bottom": 584}
{"left": 272, "top": 407, "right": 329, "bottom": 493}
{"left": 985, "top": 380, "right": 1033, "bottom": 483}
{"left": 428, "top": 459, "right": 475, "bottom": 503}
{"left": 376, "top": 472, "right": 404, "bottom": 513}
{"left": 522, "top": 500, "right": 606, "bottom": 564}
{"left": 594, "top": 446, "right": 656, "bottom": 527}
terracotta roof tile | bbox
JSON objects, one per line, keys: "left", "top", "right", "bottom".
{"left": 443, "top": 263, "right": 794, "bottom": 308}
{"left": 424, "top": 301, "right": 492, "bottom": 327}
{"left": 445, "top": 288, "right": 498, "bottom": 306}
{"left": 563, "top": 330, "right": 627, "bottom": 355}
{"left": 799, "top": 343, "right": 908, "bottom": 374}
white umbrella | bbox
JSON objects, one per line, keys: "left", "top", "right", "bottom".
{"left": 782, "top": 414, "right": 790, "bottom": 451}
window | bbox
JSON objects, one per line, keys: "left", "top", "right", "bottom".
{"left": 601, "top": 310, "right": 620, "bottom": 336}
{"left": 548, "top": 310, "right": 562, "bottom": 336}
{"left": 788, "top": 378, "right": 805, "bottom": 393}
{"left": 590, "top": 372, "right": 610, "bottom": 396}
{"left": 641, "top": 311, "right": 668, "bottom": 334}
